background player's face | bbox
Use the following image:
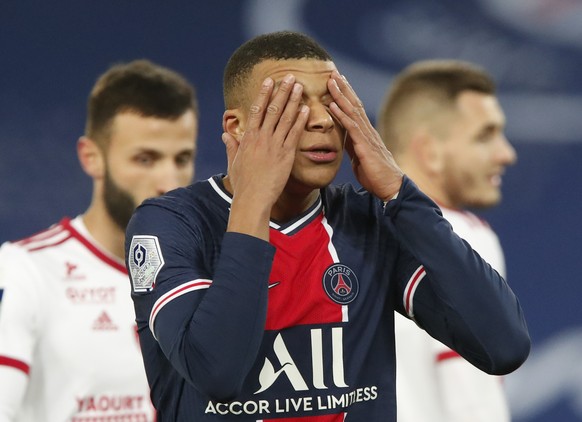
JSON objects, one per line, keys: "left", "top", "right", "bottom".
{"left": 103, "top": 111, "right": 197, "bottom": 229}
{"left": 439, "top": 91, "right": 516, "bottom": 209}
{"left": 246, "top": 59, "right": 346, "bottom": 192}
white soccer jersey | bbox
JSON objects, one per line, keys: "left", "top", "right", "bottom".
{"left": 0, "top": 217, "right": 154, "bottom": 422}
{"left": 395, "top": 206, "right": 510, "bottom": 422}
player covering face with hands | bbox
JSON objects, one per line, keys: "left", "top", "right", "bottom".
{"left": 126, "top": 31, "right": 529, "bottom": 421}
{"left": 221, "top": 63, "right": 404, "bottom": 239}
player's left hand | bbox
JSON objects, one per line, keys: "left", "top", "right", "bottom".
{"left": 328, "top": 70, "right": 403, "bottom": 201}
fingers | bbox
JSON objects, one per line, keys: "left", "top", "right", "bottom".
{"left": 246, "top": 77, "right": 275, "bottom": 132}
{"left": 273, "top": 82, "right": 306, "bottom": 143}
{"left": 222, "top": 132, "right": 239, "bottom": 170}
{"left": 283, "top": 103, "right": 310, "bottom": 151}
{"left": 261, "top": 74, "right": 299, "bottom": 134}
{"left": 329, "top": 70, "right": 364, "bottom": 112}
{"left": 328, "top": 70, "right": 371, "bottom": 131}
{"left": 246, "top": 74, "right": 305, "bottom": 140}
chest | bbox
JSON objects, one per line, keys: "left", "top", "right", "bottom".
{"left": 265, "top": 214, "right": 387, "bottom": 330}
{"left": 33, "top": 248, "right": 141, "bottom": 374}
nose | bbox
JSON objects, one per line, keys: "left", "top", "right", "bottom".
{"left": 155, "top": 162, "right": 189, "bottom": 195}
{"left": 306, "top": 103, "right": 334, "bottom": 132}
{"left": 496, "top": 135, "right": 517, "bottom": 167}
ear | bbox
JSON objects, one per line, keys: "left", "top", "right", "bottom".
{"left": 410, "top": 131, "right": 444, "bottom": 175}
{"left": 222, "top": 109, "right": 245, "bottom": 141}
{"left": 77, "top": 136, "right": 105, "bottom": 179}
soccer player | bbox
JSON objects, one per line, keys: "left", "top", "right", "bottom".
{"left": 377, "top": 59, "right": 517, "bottom": 421}
{"left": 0, "top": 59, "right": 198, "bottom": 421}
{"left": 125, "top": 31, "right": 529, "bottom": 421}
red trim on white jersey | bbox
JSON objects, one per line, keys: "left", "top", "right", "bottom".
{"left": 0, "top": 356, "right": 30, "bottom": 375}
{"left": 64, "top": 219, "right": 127, "bottom": 274}
{"left": 436, "top": 349, "right": 461, "bottom": 363}
{"left": 403, "top": 265, "right": 426, "bottom": 318}
{"left": 15, "top": 223, "right": 65, "bottom": 246}
{"left": 149, "top": 280, "right": 212, "bottom": 338}
{"left": 15, "top": 218, "right": 127, "bottom": 274}
{"left": 17, "top": 224, "right": 71, "bottom": 252}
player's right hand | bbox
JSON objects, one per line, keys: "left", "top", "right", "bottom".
{"left": 223, "top": 74, "right": 309, "bottom": 240}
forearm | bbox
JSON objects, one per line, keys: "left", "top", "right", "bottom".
{"left": 387, "top": 177, "right": 530, "bottom": 374}
{"left": 158, "top": 232, "right": 275, "bottom": 400}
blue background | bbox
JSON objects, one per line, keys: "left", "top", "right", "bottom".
{"left": 1, "top": 1, "right": 581, "bottom": 420}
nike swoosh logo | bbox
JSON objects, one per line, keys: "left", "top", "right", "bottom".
{"left": 268, "top": 281, "right": 281, "bottom": 289}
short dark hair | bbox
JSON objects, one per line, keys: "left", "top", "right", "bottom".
{"left": 86, "top": 59, "right": 198, "bottom": 146}
{"left": 378, "top": 60, "right": 496, "bottom": 156}
{"left": 223, "top": 31, "right": 333, "bottom": 108}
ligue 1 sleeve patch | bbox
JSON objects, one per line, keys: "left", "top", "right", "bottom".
{"left": 128, "top": 235, "right": 165, "bottom": 293}
{"left": 322, "top": 263, "right": 359, "bottom": 304}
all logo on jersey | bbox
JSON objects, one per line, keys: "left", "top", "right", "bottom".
{"left": 128, "top": 235, "right": 164, "bottom": 292}
{"left": 322, "top": 264, "right": 359, "bottom": 305}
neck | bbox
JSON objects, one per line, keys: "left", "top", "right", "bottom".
{"left": 222, "top": 175, "right": 320, "bottom": 224}
{"left": 271, "top": 189, "right": 320, "bottom": 223}
{"left": 82, "top": 204, "right": 126, "bottom": 260}
{"left": 400, "top": 163, "right": 455, "bottom": 209}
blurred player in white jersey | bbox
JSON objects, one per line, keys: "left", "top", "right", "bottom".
{"left": 377, "top": 59, "right": 518, "bottom": 422}
{"left": 0, "top": 59, "right": 198, "bottom": 421}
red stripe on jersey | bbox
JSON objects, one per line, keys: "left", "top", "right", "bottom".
{"left": 13, "top": 223, "right": 66, "bottom": 249}
{"left": 64, "top": 219, "right": 127, "bottom": 274}
{"left": 21, "top": 218, "right": 128, "bottom": 274}
{"left": 27, "top": 233, "right": 73, "bottom": 252}
{"left": 15, "top": 224, "right": 65, "bottom": 246}
{"left": 436, "top": 350, "right": 461, "bottom": 363}
{"left": 265, "top": 213, "right": 343, "bottom": 330}
{"left": 0, "top": 355, "right": 30, "bottom": 375}
{"left": 404, "top": 266, "right": 426, "bottom": 317}
{"left": 149, "top": 280, "right": 212, "bottom": 336}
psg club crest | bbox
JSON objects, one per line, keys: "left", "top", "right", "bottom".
{"left": 322, "top": 263, "right": 359, "bottom": 305}
{"left": 128, "top": 235, "right": 165, "bottom": 293}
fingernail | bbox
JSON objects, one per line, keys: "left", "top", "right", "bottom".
{"left": 284, "top": 74, "right": 294, "bottom": 83}
{"left": 263, "top": 77, "right": 273, "bottom": 87}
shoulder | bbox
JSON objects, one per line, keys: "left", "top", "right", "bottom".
{"left": 441, "top": 207, "right": 488, "bottom": 226}
{"left": 140, "top": 175, "right": 226, "bottom": 217}
{"left": 1, "top": 218, "right": 74, "bottom": 258}
{"left": 0, "top": 219, "right": 74, "bottom": 284}
{"left": 440, "top": 208, "right": 497, "bottom": 237}
{"left": 127, "top": 176, "right": 229, "bottom": 246}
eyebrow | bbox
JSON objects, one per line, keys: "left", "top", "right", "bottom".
{"left": 133, "top": 148, "right": 195, "bottom": 156}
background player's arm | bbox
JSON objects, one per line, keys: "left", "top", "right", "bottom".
{"left": 0, "top": 245, "right": 40, "bottom": 421}
{"left": 389, "top": 177, "right": 530, "bottom": 375}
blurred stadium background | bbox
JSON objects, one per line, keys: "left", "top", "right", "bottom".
{"left": 1, "top": 1, "right": 581, "bottom": 420}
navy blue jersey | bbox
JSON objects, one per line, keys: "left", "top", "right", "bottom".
{"left": 125, "top": 175, "right": 529, "bottom": 421}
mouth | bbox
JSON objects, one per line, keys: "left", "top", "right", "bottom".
{"left": 489, "top": 174, "right": 502, "bottom": 187}
{"left": 301, "top": 146, "right": 338, "bottom": 163}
